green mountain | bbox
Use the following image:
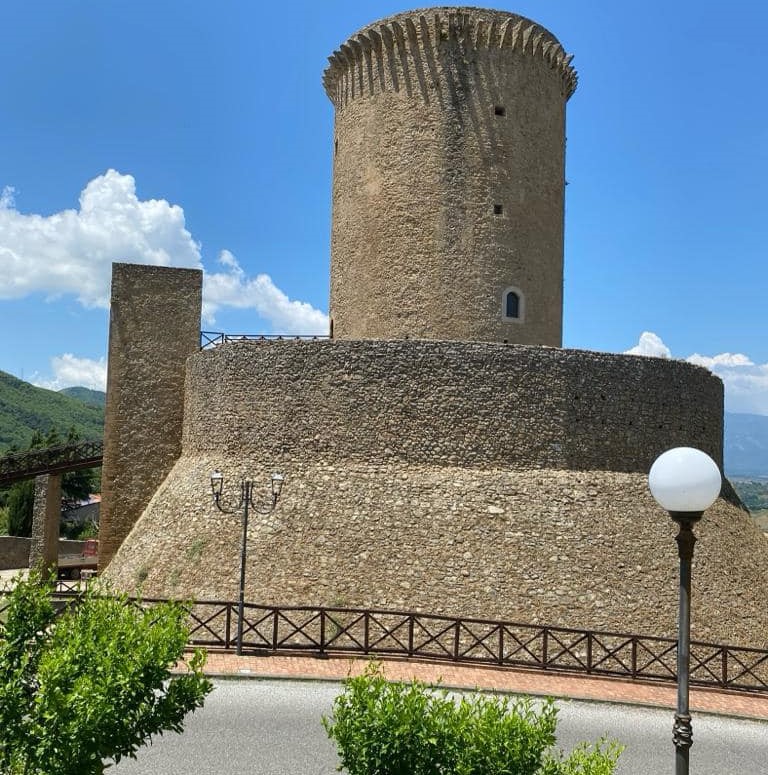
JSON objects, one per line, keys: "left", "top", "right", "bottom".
{"left": 0, "top": 371, "right": 104, "bottom": 453}
{"left": 60, "top": 386, "right": 106, "bottom": 408}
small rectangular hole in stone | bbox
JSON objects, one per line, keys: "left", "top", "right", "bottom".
{"left": 494, "top": 204, "right": 503, "bottom": 215}
{"left": 494, "top": 105, "right": 505, "bottom": 116}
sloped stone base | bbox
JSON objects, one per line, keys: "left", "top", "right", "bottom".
{"left": 103, "top": 457, "right": 768, "bottom": 649}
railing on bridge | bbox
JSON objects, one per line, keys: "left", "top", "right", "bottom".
{"left": 201, "top": 331, "right": 330, "bottom": 349}
{"left": 0, "top": 440, "right": 104, "bottom": 486}
{"left": 37, "top": 590, "right": 768, "bottom": 695}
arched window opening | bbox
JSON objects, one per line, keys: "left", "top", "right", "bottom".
{"left": 505, "top": 291, "right": 520, "bottom": 318}
{"left": 502, "top": 287, "right": 524, "bottom": 323}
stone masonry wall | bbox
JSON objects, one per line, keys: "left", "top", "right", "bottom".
{"left": 0, "top": 537, "right": 31, "bottom": 570}
{"left": 98, "top": 263, "right": 202, "bottom": 569}
{"left": 326, "top": 8, "right": 576, "bottom": 345}
{"left": 0, "top": 538, "right": 98, "bottom": 571}
{"left": 100, "top": 339, "right": 766, "bottom": 648}
{"left": 105, "top": 459, "right": 768, "bottom": 649}
{"left": 181, "top": 340, "right": 723, "bottom": 473}
{"left": 29, "top": 473, "right": 61, "bottom": 574}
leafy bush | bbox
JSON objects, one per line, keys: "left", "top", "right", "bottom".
{"left": 0, "top": 572, "right": 212, "bottom": 775}
{"left": 323, "top": 662, "right": 622, "bottom": 775}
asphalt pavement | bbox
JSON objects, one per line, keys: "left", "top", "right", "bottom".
{"left": 111, "top": 679, "right": 768, "bottom": 774}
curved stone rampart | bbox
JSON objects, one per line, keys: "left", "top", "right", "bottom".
{"left": 102, "top": 340, "right": 768, "bottom": 648}
{"left": 182, "top": 340, "right": 722, "bottom": 473}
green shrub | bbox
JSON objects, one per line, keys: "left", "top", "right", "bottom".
{"left": 541, "top": 740, "right": 624, "bottom": 775}
{"left": 323, "top": 662, "right": 622, "bottom": 775}
{"left": 0, "top": 572, "right": 212, "bottom": 775}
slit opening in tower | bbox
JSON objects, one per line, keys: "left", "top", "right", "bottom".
{"left": 493, "top": 204, "right": 503, "bottom": 216}
{"left": 494, "top": 105, "right": 506, "bottom": 116}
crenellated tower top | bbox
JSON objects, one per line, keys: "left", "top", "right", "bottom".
{"left": 323, "top": 7, "right": 577, "bottom": 109}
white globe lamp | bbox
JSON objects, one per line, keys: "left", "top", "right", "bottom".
{"left": 648, "top": 447, "right": 721, "bottom": 517}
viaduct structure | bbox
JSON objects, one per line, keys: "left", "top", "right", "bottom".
{"left": 99, "top": 7, "right": 768, "bottom": 648}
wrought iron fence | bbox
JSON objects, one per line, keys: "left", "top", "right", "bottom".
{"left": 201, "top": 331, "right": 330, "bottom": 349}
{"left": 4, "top": 588, "right": 765, "bottom": 694}
{"left": 0, "top": 440, "right": 103, "bottom": 485}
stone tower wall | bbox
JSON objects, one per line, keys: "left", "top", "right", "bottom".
{"left": 98, "top": 263, "right": 202, "bottom": 569}
{"left": 325, "top": 8, "right": 576, "bottom": 345}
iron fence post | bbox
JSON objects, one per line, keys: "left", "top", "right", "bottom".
{"left": 632, "top": 637, "right": 638, "bottom": 678}
{"left": 721, "top": 647, "right": 728, "bottom": 688}
{"left": 272, "top": 608, "right": 279, "bottom": 650}
{"left": 453, "top": 620, "right": 460, "bottom": 661}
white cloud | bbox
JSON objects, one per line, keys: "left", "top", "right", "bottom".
{"left": 687, "top": 358, "right": 768, "bottom": 415}
{"left": 625, "top": 332, "right": 768, "bottom": 415}
{"left": 624, "top": 331, "right": 671, "bottom": 359}
{"left": 0, "top": 170, "right": 202, "bottom": 307}
{"left": 203, "top": 250, "right": 329, "bottom": 335}
{"left": 0, "top": 186, "right": 15, "bottom": 210}
{"left": 687, "top": 352, "right": 754, "bottom": 369}
{"left": 32, "top": 354, "right": 107, "bottom": 392}
{"left": 0, "top": 170, "right": 328, "bottom": 336}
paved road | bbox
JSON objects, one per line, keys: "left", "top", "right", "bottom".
{"left": 112, "top": 680, "right": 768, "bottom": 774}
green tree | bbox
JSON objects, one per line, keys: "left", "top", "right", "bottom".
{"left": 323, "top": 662, "right": 622, "bottom": 775}
{"left": 0, "top": 573, "right": 212, "bottom": 774}
{"left": 61, "top": 426, "right": 96, "bottom": 507}
{"left": 5, "top": 427, "right": 96, "bottom": 537}
{"left": 6, "top": 430, "right": 45, "bottom": 537}
{"left": 6, "top": 478, "right": 34, "bottom": 536}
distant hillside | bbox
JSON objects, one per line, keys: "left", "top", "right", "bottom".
{"left": 60, "top": 386, "right": 106, "bottom": 408}
{"left": 724, "top": 412, "right": 768, "bottom": 478}
{"left": 0, "top": 370, "right": 104, "bottom": 452}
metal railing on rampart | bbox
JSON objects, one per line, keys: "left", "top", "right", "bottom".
{"left": 201, "top": 331, "right": 330, "bottom": 349}
{"left": 0, "top": 441, "right": 104, "bottom": 485}
{"left": 31, "top": 589, "right": 768, "bottom": 695}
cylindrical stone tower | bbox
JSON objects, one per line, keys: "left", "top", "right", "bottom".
{"left": 324, "top": 7, "right": 577, "bottom": 345}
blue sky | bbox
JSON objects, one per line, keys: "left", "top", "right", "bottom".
{"left": 0, "top": 1, "right": 766, "bottom": 413}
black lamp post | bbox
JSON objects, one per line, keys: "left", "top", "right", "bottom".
{"left": 648, "top": 447, "right": 722, "bottom": 775}
{"left": 210, "top": 469, "right": 285, "bottom": 655}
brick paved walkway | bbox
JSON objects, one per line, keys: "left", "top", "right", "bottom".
{"left": 193, "top": 651, "right": 768, "bottom": 721}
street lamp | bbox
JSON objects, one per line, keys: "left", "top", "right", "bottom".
{"left": 209, "top": 469, "right": 285, "bottom": 655}
{"left": 648, "top": 447, "right": 722, "bottom": 775}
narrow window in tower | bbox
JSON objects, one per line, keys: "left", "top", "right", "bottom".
{"left": 334, "top": 138, "right": 338, "bottom": 155}
{"left": 505, "top": 291, "right": 519, "bottom": 318}
{"left": 494, "top": 105, "right": 506, "bottom": 116}
{"left": 494, "top": 204, "right": 503, "bottom": 215}
{"left": 502, "top": 287, "right": 524, "bottom": 322}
